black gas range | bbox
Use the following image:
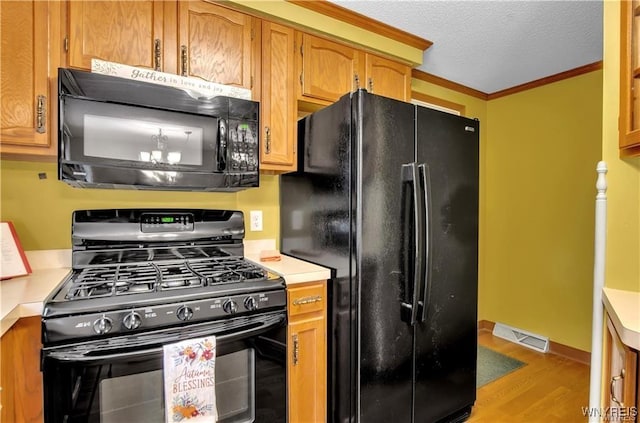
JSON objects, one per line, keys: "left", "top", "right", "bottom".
{"left": 41, "top": 209, "right": 288, "bottom": 423}
{"left": 42, "top": 208, "right": 286, "bottom": 345}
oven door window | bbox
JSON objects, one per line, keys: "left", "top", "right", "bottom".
{"left": 98, "top": 349, "right": 255, "bottom": 423}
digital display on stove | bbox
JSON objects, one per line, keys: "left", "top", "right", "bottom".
{"left": 141, "top": 213, "right": 194, "bottom": 232}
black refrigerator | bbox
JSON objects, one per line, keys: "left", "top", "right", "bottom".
{"left": 280, "top": 90, "right": 479, "bottom": 423}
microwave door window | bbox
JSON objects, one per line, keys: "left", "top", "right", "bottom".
{"left": 84, "top": 115, "right": 204, "bottom": 166}
{"left": 62, "top": 98, "right": 219, "bottom": 171}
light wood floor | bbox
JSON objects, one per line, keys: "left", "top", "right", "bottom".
{"left": 468, "top": 331, "right": 590, "bottom": 423}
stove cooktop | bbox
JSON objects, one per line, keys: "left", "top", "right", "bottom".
{"left": 64, "top": 256, "right": 268, "bottom": 300}
{"left": 42, "top": 208, "right": 287, "bottom": 345}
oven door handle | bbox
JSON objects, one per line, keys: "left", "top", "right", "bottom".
{"left": 45, "top": 315, "right": 284, "bottom": 362}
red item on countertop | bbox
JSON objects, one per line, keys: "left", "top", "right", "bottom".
{"left": 259, "top": 250, "right": 282, "bottom": 262}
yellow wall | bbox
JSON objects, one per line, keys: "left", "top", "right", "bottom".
{"left": 484, "top": 72, "right": 603, "bottom": 352}
{"left": 0, "top": 160, "right": 280, "bottom": 250}
{"left": 414, "top": 71, "right": 604, "bottom": 352}
{"left": 603, "top": 0, "right": 640, "bottom": 292}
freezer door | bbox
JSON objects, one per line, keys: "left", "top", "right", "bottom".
{"left": 280, "top": 93, "right": 356, "bottom": 423}
{"left": 356, "top": 91, "right": 417, "bottom": 423}
{"left": 414, "top": 107, "right": 479, "bottom": 422}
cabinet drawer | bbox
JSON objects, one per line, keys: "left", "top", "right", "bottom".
{"left": 288, "top": 283, "right": 325, "bottom": 318}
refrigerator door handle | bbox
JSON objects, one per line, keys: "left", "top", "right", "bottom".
{"left": 401, "top": 162, "right": 425, "bottom": 326}
{"left": 418, "top": 163, "right": 432, "bottom": 322}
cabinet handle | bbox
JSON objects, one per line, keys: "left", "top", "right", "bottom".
{"left": 293, "top": 334, "right": 299, "bottom": 365}
{"left": 293, "top": 295, "right": 322, "bottom": 306}
{"left": 368, "top": 77, "right": 373, "bottom": 93}
{"left": 354, "top": 74, "right": 360, "bottom": 91}
{"left": 264, "top": 126, "right": 271, "bottom": 155}
{"left": 154, "top": 39, "right": 161, "bottom": 71}
{"left": 610, "top": 368, "right": 625, "bottom": 407}
{"left": 36, "top": 95, "right": 46, "bottom": 134}
{"left": 181, "top": 45, "right": 188, "bottom": 76}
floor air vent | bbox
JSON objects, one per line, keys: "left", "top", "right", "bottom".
{"left": 492, "top": 322, "right": 550, "bottom": 353}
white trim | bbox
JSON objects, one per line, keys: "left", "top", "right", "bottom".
{"left": 411, "top": 99, "right": 461, "bottom": 116}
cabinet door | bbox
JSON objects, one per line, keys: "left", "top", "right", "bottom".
{"left": 0, "top": 317, "right": 43, "bottom": 423}
{"left": 68, "top": 1, "right": 166, "bottom": 71}
{"left": 605, "top": 316, "right": 638, "bottom": 421}
{"left": 365, "top": 53, "right": 411, "bottom": 102}
{"left": 178, "top": 1, "right": 256, "bottom": 90}
{"left": 287, "top": 282, "right": 327, "bottom": 423}
{"left": 0, "top": 0, "right": 61, "bottom": 158}
{"left": 298, "top": 33, "right": 364, "bottom": 103}
{"left": 261, "top": 22, "right": 297, "bottom": 172}
{"left": 620, "top": 0, "right": 640, "bottom": 156}
{"left": 288, "top": 317, "right": 327, "bottom": 423}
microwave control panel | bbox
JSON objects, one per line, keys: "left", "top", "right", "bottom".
{"left": 227, "top": 120, "right": 258, "bottom": 173}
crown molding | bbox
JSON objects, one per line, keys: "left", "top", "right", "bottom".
{"left": 287, "top": 0, "right": 432, "bottom": 51}
{"left": 412, "top": 69, "right": 488, "bottom": 100}
{"left": 487, "top": 61, "right": 603, "bottom": 100}
{"left": 412, "top": 61, "right": 603, "bottom": 101}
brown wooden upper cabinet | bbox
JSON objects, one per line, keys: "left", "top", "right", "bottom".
{"left": 67, "top": 1, "right": 168, "bottom": 72}
{"left": 296, "top": 33, "right": 411, "bottom": 105}
{"left": 0, "top": 0, "right": 62, "bottom": 159}
{"left": 365, "top": 53, "right": 411, "bottom": 102}
{"left": 297, "top": 32, "right": 364, "bottom": 103}
{"left": 67, "top": 1, "right": 258, "bottom": 93}
{"left": 619, "top": 0, "right": 640, "bottom": 157}
{"left": 260, "top": 21, "right": 297, "bottom": 173}
{"left": 178, "top": 1, "right": 257, "bottom": 91}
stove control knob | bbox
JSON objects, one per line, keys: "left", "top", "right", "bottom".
{"left": 93, "top": 316, "right": 113, "bottom": 335}
{"left": 123, "top": 311, "right": 142, "bottom": 330}
{"left": 223, "top": 299, "right": 238, "bottom": 314}
{"left": 176, "top": 306, "right": 194, "bottom": 321}
{"left": 244, "top": 296, "right": 258, "bottom": 311}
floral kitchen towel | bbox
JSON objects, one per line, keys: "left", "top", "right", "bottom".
{"left": 163, "top": 337, "right": 218, "bottom": 422}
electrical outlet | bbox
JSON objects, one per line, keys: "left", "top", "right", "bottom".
{"left": 250, "top": 210, "right": 263, "bottom": 231}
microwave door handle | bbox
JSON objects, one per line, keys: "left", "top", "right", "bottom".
{"left": 45, "top": 315, "right": 284, "bottom": 362}
{"left": 217, "top": 118, "right": 228, "bottom": 171}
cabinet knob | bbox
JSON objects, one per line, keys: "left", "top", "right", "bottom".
{"left": 36, "top": 95, "right": 46, "bottom": 134}
{"left": 368, "top": 77, "right": 373, "bottom": 93}
{"left": 292, "top": 295, "right": 322, "bottom": 306}
{"left": 154, "top": 39, "right": 161, "bottom": 71}
{"left": 265, "top": 126, "right": 271, "bottom": 155}
{"left": 181, "top": 45, "right": 188, "bottom": 76}
{"left": 293, "top": 334, "right": 299, "bottom": 365}
{"left": 610, "top": 368, "right": 625, "bottom": 407}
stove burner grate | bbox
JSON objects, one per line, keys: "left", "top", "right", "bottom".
{"left": 65, "top": 257, "right": 268, "bottom": 300}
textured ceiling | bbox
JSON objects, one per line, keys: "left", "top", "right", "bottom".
{"left": 329, "top": 0, "right": 603, "bottom": 94}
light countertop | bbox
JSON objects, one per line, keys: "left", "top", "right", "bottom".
{"left": 603, "top": 287, "right": 640, "bottom": 350}
{"left": 0, "top": 250, "right": 71, "bottom": 336}
{"left": 244, "top": 239, "right": 331, "bottom": 284}
{"left": 245, "top": 253, "right": 331, "bottom": 284}
{"left": 0, "top": 244, "right": 330, "bottom": 337}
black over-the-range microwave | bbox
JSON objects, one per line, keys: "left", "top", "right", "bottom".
{"left": 58, "top": 68, "right": 259, "bottom": 191}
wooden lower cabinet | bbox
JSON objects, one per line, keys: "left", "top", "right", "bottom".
{"left": 287, "top": 281, "right": 327, "bottom": 423}
{"left": 604, "top": 314, "right": 638, "bottom": 422}
{"left": 0, "top": 316, "right": 43, "bottom": 423}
